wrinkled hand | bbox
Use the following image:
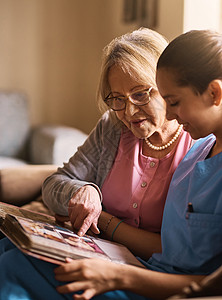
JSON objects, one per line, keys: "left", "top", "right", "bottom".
{"left": 68, "top": 185, "right": 102, "bottom": 236}
{"left": 54, "top": 258, "right": 121, "bottom": 299}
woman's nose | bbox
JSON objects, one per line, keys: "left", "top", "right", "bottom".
{"left": 125, "top": 100, "right": 140, "bottom": 116}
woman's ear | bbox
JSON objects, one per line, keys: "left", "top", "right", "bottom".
{"left": 208, "top": 80, "right": 222, "bottom": 106}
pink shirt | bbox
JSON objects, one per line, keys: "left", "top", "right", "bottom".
{"left": 101, "top": 130, "right": 192, "bottom": 232}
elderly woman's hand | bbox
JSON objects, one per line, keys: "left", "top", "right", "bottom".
{"left": 68, "top": 185, "right": 102, "bottom": 236}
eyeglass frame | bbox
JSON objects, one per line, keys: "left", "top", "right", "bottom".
{"left": 104, "top": 87, "right": 153, "bottom": 111}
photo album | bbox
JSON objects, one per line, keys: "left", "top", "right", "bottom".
{"left": 0, "top": 202, "right": 144, "bottom": 267}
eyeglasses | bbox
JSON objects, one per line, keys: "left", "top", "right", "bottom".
{"left": 104, "top": 87, "right": 153, "bottom": 111}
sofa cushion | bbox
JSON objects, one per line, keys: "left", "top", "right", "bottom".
{"left": 0, "top": 92, "right": 30, "bottom": 158}
{"left": 29, "top": 125, "right": 88, "bottom": 165}
{"left": 0, "top": 156, "right": 28, "bottom": 169}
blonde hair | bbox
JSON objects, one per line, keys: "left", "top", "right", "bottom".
{"left": 97, "top": 27, "right": 168, "bottom": 113}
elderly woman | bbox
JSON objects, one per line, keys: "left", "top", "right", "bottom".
{"left": 42, "top": 28, "right": 192, "bottom": 260}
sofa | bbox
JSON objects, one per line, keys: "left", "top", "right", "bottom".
{"left": 0, "top": 91, "right": 87, "bottom": 209}
{"left": 0, "top": 91, "right": 87, "bottom": 168}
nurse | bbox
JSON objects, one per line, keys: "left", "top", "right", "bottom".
{"left": 0, "top": 29, "right": 221, "bottom": 300}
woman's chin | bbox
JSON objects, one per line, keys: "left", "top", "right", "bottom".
{"left": 131, "top": 129, "right": 148, "bottom": 139}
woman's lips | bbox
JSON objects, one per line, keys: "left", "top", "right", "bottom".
{"left": 130, "top": 119, "right": 147, "bottom": 127}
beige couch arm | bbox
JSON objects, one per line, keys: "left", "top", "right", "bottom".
{"left": 0, "top": 165, "right": 57, "bottom": 206}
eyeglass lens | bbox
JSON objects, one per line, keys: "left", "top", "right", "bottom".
{"left": 105, "top": 88, "right": 152, "bottom": 111}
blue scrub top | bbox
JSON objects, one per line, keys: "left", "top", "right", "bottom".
{"left": 144, "top": 134, "right": 222, "bottom": 275}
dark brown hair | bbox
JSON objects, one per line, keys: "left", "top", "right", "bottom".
{"left": 157, "top": 30, "right": 222, "bottom": 94}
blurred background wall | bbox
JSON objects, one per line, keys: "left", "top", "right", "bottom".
{"left": 0, "top": 0, "right": 221, "bottom": 134}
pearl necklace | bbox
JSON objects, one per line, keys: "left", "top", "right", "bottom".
{"left": 145, "top": 124, "right": 183, "bottom": 151}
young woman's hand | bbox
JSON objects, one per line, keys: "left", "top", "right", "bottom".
{"left": 54, "top": 258, "right": 123, "bottom": 299}
{"left": 55, "top": 255, "right": 207, "bottom": 300}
